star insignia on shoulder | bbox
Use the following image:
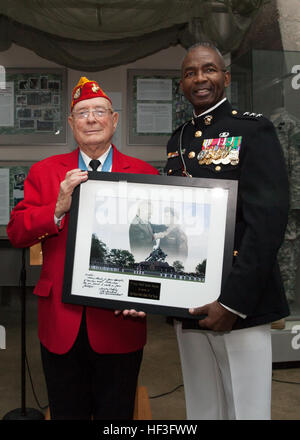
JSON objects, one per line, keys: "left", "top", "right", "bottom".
{"left": 242, "top": 111, "right": 263, "bottom": 118}
{"left": 231, "top": 110, "right": 263, "bottom": 119}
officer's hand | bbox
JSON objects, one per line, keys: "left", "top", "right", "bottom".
{"left": 55, "top": 169, "right": 88, "bottom": 218}
{"left": 114, "top": 309, "right": 146, "bottom": 319}
{"left": 189, "top": 300, "right": 237, "bottom": 332}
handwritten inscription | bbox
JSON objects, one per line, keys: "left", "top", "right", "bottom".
{"left": 82, "top": 273, "right": 124, "bottom": 296}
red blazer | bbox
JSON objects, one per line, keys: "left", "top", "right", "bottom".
{"left": 7, "top": 146, "right": 159, "bottom": 354}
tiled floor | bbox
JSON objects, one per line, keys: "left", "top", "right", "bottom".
{"left": 0, "top": 288, "right": 300, "bottom": 420}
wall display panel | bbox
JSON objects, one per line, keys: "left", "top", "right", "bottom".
{"left": 0, "top": 161, "right": 41, "bottom": 289}
{"left": 0, "top": 68, "right": 67, "bottom": 145}
{"left": 0, "top": 162, "right": 33, "bottom": 231}
{"left": 127, "top": 69, "right": 193, "bottom": 146}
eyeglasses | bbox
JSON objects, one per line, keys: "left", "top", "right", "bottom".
{"left": 72, "top": 108, "right": 113, "bottom": 119}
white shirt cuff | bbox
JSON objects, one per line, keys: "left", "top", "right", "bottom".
{"left": 54, "top": 213, "right": 65, "bottom": 227}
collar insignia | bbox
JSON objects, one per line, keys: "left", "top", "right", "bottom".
{"left": 204, "top": 115, "right": 213, "bottom": 125}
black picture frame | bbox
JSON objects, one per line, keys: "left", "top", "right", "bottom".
{"left": 62, "top": 173, "right": 238, "bottom": 319}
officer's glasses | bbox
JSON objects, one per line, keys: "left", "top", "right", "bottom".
{"left": 72, "top": 108, "right": 113, "bottom": 119}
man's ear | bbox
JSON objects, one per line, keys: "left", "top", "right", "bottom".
{"left": 112, "top": 111, "right": 119, "bottom": 132}
{"left": 67, "top": 115, "right": 74, "bottom": 130}
{"left": 224, "top": 70, "right": 231, "bottom": 89}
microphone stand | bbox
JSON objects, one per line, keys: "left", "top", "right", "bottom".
{"left": 3, "top": 248, "right": 44, "bottom": 420}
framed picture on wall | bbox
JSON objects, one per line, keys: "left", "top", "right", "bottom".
{"left": 0, "top": 68, "right": 67, "bottom": 145}
{"left": 127, "top": 69, "right": 193, "bottom": 146}
{"left": 0, "top": 161, "right": 34, "bottom": 228}
{"left": 62, "top": 172, "right": 237, "bottom": 319}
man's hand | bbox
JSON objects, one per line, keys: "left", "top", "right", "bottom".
{"left": 189, "top": 301, "right": 237, "bottom": 332}
{"left": 114, "top": 309, "right": 146, "bottom": 319}
{"left": 55, "top": 169, "right": 88, "bottom": 218}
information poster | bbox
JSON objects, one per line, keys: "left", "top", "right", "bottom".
{"left": 134, "top": 76, "right": 192, "bottom": 136}
{"left": 0, "top": 82, "right": 14, "bottom": 127}
{"left": 0, "top": 165, "right": 31, "bottom": 225}
{"left": 137, "top": 78, "right": 172, "bottom": 101}
{"left": 128, "top": 69, "right": 193, "bottom": 145}
{"left": 0, "top": 168, "right": 10, "bottom": 225}
{"left": 137, "top": 103, "right": 172, "bottom": 133}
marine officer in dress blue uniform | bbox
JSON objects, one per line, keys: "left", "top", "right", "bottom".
{"left": 166, "top": 42, "right": 289, "bottom": 420}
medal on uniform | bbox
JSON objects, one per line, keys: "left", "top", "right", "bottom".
{"left": 212, "top": 138, "right": 225, "bottom": 164}
{"left": 213, "top": 149, "right": 222, "bottom": 162}
{"left": 205, "top": 155, "right": 213, "bottom": 165}
{"left": 220, "top": 137, "right": 232, "bottom": 164}
{"left": 220, "top": 146, "right": 229, "bottom": 163}
{"left": 222, "top": 154, "right": 231, "bottom": 164}
{"left": 206, "top": 140, "right": 214, "bottom": 164}
{"left": 229, "top": 150, "right": 239, "bottom": 161}
{"left": 228, "top": 136, "right": 242, "bottom": 165}
{"left": 197, "top": 150, "right": 206, "bottom": 161}
{"left": 197, "top": 138, "right": 210, "bottom": 165}
{"left": 197, "top": 136, "right": 242, "bottom": 166}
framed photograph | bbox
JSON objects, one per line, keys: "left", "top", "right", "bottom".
{"left": 62, "top": 173, "right": 238, "bottom": 319}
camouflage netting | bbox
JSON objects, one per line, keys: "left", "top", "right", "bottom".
{"left": 0, "top": 0, "right": 267, "bottom": 70}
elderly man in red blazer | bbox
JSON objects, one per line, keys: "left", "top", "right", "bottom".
{"left": 7, "top": 77, "right": 158, "bottom": 420}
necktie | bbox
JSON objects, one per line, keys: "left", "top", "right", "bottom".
{"left": 89, "top": 159, "right": 101, "bottom": 171}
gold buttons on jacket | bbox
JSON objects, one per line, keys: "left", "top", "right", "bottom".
{"left": 215, "top": 165, "right": 221, "bottom": 172}
{"left": 38, "top": 232, "right": 49, "bottom": 240}
{"left": 188, "top": 151, "right": 196, "bottom": 159}
{"left": 195, "top": 130, "right": 202, "bottom": 138}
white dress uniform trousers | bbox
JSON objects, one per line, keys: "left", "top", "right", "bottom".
{"left": 175, "top": 321, "right": 272, "bottom": 420}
